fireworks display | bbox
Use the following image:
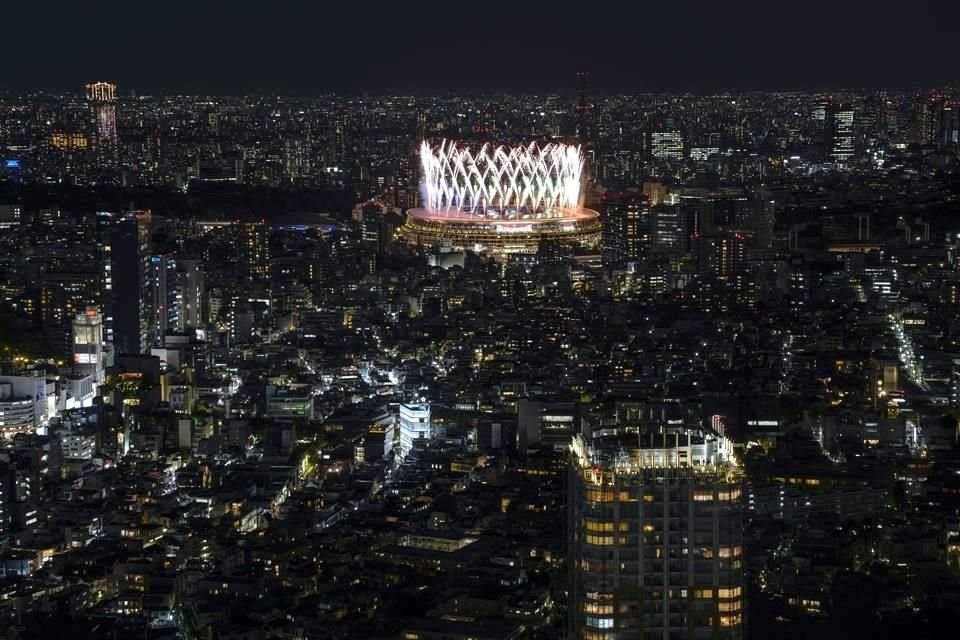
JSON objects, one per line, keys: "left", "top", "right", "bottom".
{"left": 420, "top": 140, "right": 583, "bottom": 216}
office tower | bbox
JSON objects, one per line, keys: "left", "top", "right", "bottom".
{"left": 85, "top": 81, "right": 117, "bottom": 144}
{"left": 679, "top": 197, "right": 712, "bottom": 252}
{"left": 355, "top": 201, "right": 382, "bottom": 246}
{"left": 177, "top": 259, "right": 205, "bottom": 330}
{"left": 72, "top": 307, "right": 105, "bottom": 383}
{"left": 238, "top": 221, "right": 270, "bottom": 283}
{"left": 650, "top": 130, "right": 684, "bottom": 161}
{"left": 415, "top": 109, "right": 426, "bottom": 142}
{"left": 327, "top": 109, "right": 348, "bottom": 164}
{"left": 685, "top": 193, "right": 760, "bottom": 254}
{"left": 649, "top": 117, "right": 684, "bottom": 161}
{"left": 811, "top": 101, "right": 827, "bottom": 123}
{"left": 602, "top": 193, "right": 651, "bottom": 266}
{"left": 151, "top": 252, "right": 179, "bottom": 343}
{"left": 825, "top": 102, "right": 855, "bottom": 162}
{"left": 354, "top": 200, "right": 387, "bottom": 273}
{"left": 576, "top": 71, "right": 593, "bottom": 144}
{"left": 750, "top": 197, "right": 776, "bottom": 250}
{"left": 941, "top": 103, "right": 960, "bottom": 149}
{"left": 111, "top": 212, "right": 153, "bottom": 354}
{"left": 568, "top": 428, "right": 744, "bottom": 639}
{"left": 575, "top": 71, "right": 596, "bottom": 177}
{"left": 394, "top": 146, "right": 421, "bottom": 211}
{"left": 398, "top": 403, "right": 431, "bottom": 460}
{"left": 651, "top": 207, "right": 683, "bottom": 253}
{"left": 859, "top": 92, "right": 887, "bottom": 144}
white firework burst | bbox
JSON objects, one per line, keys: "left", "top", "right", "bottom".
{"left": 420, "top": 140, "right": 583, "bottom": 215}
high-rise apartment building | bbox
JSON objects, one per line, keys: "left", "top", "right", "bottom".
{"left": 714, "top": 231, "right": 749, "bottom": 277}
{"left": 85, "top": 81, "right": 117, "bottom": 144}
{"left": 568, "top": 428, "right": 744, "bottom": 639}
{"left": 238, "top": 222, "right": 271, "bottom": 283}
{"left": 602, "top": 193, "right": 652, "bottom": 266}
{"left": 911, "top": 93, "right": 944, "bottom": 146}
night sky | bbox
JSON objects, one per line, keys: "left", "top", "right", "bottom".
{"left": 6, "top": 0, "right": 960, "bottom": 94}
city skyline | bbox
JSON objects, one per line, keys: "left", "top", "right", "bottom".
{"left": 4, "top": 6, "right": 960, "bottom": 638}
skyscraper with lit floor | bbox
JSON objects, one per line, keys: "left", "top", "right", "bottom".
{"left": 825, "top": 101, "right": 855, "bottom": 163}
{"left": 601, "top": 192, "right": 652, "bottom": 266}
{"left": 111, "top": 211, "right": 153, "bottom": 354}
{"left": 86, "top": 81, "right": 117, "bottom": 144}
{"left": 72, "top": 307, "right": 105, "bottom": 383}
{"left": 568, "top": 427, "right": 744, "bottom": 639}
{"left": 398, "top": 403, "right": 431, "bottom": 460}
{"left": 238, "top": 221, "right": 271, "bottom": 283}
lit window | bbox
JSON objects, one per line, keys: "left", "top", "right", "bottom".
{"left": 583, "top": 603, "right": 614, "bottom": 615}
{"left": 719, "top": 614, "right": 742, "bottom": 627}
{"left": 585, "top": 616, "right": 614, "bottom": 629}
{"left": 586, "top": 489, "right": 614, "bottom": 503}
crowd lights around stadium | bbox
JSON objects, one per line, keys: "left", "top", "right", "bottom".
{"left": 420, "top": 140, "right": 583, "bottom": 217}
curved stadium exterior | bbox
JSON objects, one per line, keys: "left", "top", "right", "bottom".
{"left": 402, "top": 140, "right": 600, "bottom": 256}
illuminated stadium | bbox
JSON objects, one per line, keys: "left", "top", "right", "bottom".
{"left": 402, "top": 140, "right": 600, "bottom": 256}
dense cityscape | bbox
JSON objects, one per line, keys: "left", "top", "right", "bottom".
{"left": 1, "top": 76, "right": 960, "bottom": 640}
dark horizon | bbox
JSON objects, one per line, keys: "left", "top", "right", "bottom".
{"left": 5, "top": 0, "right": 960, "bottom": 95}
{"left": 0, "top": 84, "right": 960, "bottom": 100}
{"left": 3, "top": 81, "right": 960, "bottom": 99}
